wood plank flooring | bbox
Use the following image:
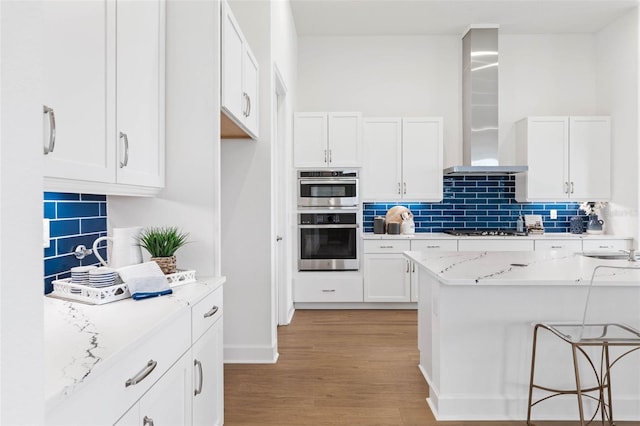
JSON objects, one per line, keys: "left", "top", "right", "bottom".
{"left": 223, "top": 309, "right": 636, "bottom": 426}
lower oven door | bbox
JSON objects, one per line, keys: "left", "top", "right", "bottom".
{"left": 298, "top": 224, "right": 359, "bottom": 271}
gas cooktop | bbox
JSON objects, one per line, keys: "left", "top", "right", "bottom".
{"left": 444, "top": 229, "right": 527, "bottom": 237}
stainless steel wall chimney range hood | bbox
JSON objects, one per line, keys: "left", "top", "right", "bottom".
{"left": 444, "top": 25, "right": 528, "bottom": 176}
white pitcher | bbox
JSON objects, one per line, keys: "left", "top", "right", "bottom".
{"left": 92, "top": 227, "right": 143, "bottom": 269}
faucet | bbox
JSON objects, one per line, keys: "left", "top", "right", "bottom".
{"left": 620, "top": 249, "right": 637, "bottom": 262}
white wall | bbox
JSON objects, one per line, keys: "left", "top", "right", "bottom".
{"left": 297, "top": 34, "right": 600, "bottom": 167}
{"left": 595, "top": 8, "right": 639, "bottom": 244}
{"left": 0, "top": 1, "right": 45, "bottom": 423}
{"left": 109, "top": 0, "right": 222, "bottom": 278}
{"left": 271, "top": 0, "right": 298, "bottom": 325}
{"left": 221, "top": 0, "right": 277, "bottom": 362}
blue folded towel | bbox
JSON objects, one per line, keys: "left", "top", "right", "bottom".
{"left": 117, "top": 262, "right": 173, "bottom": 301}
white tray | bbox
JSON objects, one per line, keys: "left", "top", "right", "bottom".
{"left": 50, "top": 269, "right": 197, "bottom": 305}
{"left": 51, "top": 279, "right": 130, "bottom": 305}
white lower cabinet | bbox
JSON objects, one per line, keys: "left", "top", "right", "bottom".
{"left": 534, "top": 239, "right": 582, "bottom": 251}
{"left": 294, "top": 274, "right": 363, "bottom": 302}
{"left": 192, "top": 318, "right": 224, "bottom": 426}
{"left": 116, "top": 352, "right": 192, "bottom": 426}
{"left": 582, "top": 239, "right": 631, "bottom": 251}
{"left": 363, "top": 239, "right": 456, "bottom": 303}
{"left": 458, "top": 239, "right": 535, "bottom": 251}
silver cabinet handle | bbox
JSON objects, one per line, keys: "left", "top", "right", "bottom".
{"left": 551, "top": 245, "right": 562, "bottom": 249}
{"left": 403, "top": 182, "right": 407, "bottom": 194}
{"left": 426, "top": 245, "right": 441, "bottom": 249}
{"left": 324, "top": 149, "right": 327, "bottom": 164}
{"left": 570, "top": 181, "right": 574, "bottom": 194}
{"left": 194, "top": 359, "right": 204, "bottom": 396}
{"left": 204, "top": 305, "right": 219, "bottom": 318}
{"left": 599, "top": 245, "right": 612, "bottom": 249}
{"left": 125, "top": 359, "right": 157, "bottom": 387}
{"left": 329, "top": 149, "right": 332, "bottom": 164}
{"left": 564, "top": 181, "right": 569, "bottom": 194}
{"left": 379, "top": 245, "right": 395, "bottom": 249}
{"left": 321, "top": 289, "right": 336, "bottom": 293}
{"left": 143, "top": 416, "right": 154, "bottom": 426}
{"left": 43, "top": 105, "right": 56, "bottom": 155}
{"left": 247, "top": 94, "right": 251, "bottom": 117}
{"left": 276, "top": 235, "right": 283, "bottom": 241}
{"left": 406, "top": 260, "right": 410, "bottom": 273}
{"left": 412, "top": 263, "right": 415, "bottom": 273}
{"left": 119, "top": 132, "right": 129, "bottom": 168}
{"left": 397, "top": 182, "right": 401, "bottom": 194}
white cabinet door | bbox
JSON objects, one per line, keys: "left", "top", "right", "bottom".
{"left": 116, "top": 353, "right": 192, "bottom": 426}
{"left": 42, "top": 0, "right": 115, "bottom": 183}
{"left": 242, "top": 46, "right": 259, "bottom": 138}
{"left": 362, "top": 118, "right": 403, "bottom": 200}
{"left": 192, "top": 319, "right": 224, "bottom": 426}
{"left": 569, "top": 117, "right": 610, "bottom": 200}
{"left": 582, "top": 239, "right": 631, "bottom": 251}
{"left": 116, "top": 0, "right": 164, "bottom": 188}
{"left": 328, "top": 113, "right": 362, "bottom": 167}
{"left": 364, "top": 254, "right": 411, "bottom": 302}
{"left": 220, "top": 0, "right": 259, "bottom": 140}
{"left": 402, "top": 118, "right": 443, "bottom": 201}
{"left": 294, "top": 113, "right": 328, "bottom": 167}
{"left": 220, "top": 0, "right": 244, "bottom": 124}
{"left": 515, "top": 117, "right": 568, "bottom": 201}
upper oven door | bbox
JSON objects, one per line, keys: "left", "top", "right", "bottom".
{"left": 298, "top": 179, "right": 359, "bottom": 207}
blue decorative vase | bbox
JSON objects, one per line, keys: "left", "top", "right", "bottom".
{"left": 569, "top": 216, "right": 584, "bottom": 234}
{"left": 586, "top": 214, "right": 604, "bottom": 234}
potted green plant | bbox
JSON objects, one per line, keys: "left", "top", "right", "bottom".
{"left": 137, "top": 226, "right": 189, "bottom": 274}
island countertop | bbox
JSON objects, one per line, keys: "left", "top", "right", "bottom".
{"left": 404, "top": 250, "right": 640, "bottom": 286}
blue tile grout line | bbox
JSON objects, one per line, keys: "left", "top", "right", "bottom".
{"left": 363, "top": 176, "right": 586, "bottom": 233}
{"left": 43, "top": 192, "right": 108, "bottom": 294}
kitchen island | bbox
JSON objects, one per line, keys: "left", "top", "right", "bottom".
{"left": 404, "top": 250, "right": 640, "bottom": 421}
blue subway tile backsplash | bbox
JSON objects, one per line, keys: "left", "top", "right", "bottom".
{"left": 43, "top": 192, "right": 108, "bottom": 294}
{"left": 363, "top": 176, "right": 585, "bottom": 233}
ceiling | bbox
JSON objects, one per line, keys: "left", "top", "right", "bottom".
{"left": 289, "top": 0, "right": 639, "bottom": 36}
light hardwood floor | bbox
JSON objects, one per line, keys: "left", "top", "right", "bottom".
{"left": 224, "top": 309, "right": 634, "bottom": 426}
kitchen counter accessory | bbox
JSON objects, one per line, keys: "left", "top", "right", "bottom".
{"left": 373, "top": 216, "right": 385, "bottom": 234}
{"left": 387, "top": 222, "right": 401, "bottom": 234}
{"left": 570, "top": 216, "right": 584, "bottom": 234}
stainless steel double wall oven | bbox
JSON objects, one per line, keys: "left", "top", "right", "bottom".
{"left": 297, "top": 170, "right": 360, "bottom": 271}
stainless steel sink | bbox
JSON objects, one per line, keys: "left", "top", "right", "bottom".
{"left": 581, "top": 251, "right": 637, "bottom": 261}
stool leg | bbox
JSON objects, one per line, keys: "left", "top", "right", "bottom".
{"left": 572, "top": 344, "right": 586, "bottom": 426}
{"left": 604, "top": 344, "right": 613, "bottom": 425}
{"left": 527, "top": 325, "right": 540, "bottom": 425}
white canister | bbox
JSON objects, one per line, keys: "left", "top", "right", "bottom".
{"left": 92, "top": 226, "right": 143, "bottom": 269}
{"left": 401, "top": 220, "right": 415, "bottom": 235}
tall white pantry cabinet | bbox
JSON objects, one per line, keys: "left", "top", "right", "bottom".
{"left": 515, "top": 116, "right": 611, "bottom": 202}
{"left": 42, "top": 0, "right": 165, "bottom": 195}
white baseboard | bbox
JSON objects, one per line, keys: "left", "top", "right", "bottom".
{"left": 224, "top": 343, "right": 279, "bottom": 364}
{"left": 295, "top": 302, "right": 417, "bottom": 310}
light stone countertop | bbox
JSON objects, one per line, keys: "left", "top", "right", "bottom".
{"left": 44, "top": 276, "right": 225, "bottom": 407}
{"left": 404, "top": 250, "right": 640, "bottom": 286}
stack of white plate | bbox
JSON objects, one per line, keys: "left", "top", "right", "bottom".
{"left": 70, "top": 265, "right": 98, "bottom": 285}
{"left": 89, "top": 267, "right": 118, "bottom": 288}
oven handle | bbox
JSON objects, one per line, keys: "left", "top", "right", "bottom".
{"left": 299, "top": 179, "right": 358, "bottom": 185}
{"left": 299, "top": 224, "right": 359, "bottom": 229}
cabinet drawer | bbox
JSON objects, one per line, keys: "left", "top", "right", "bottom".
{"left": 192, "top": 286, "right": 223, "bottom": 343}
{"left": 458, "top": 239, "right": 534, "bottom": 251}
{"left": 363, "top": 239, "right": 411, "bottom": 253}
{"left": 294, "top": 276, "right": 363, "bottom": 302}
{"left": 47, "top": 309, "right": 191, "bottom": 426}
{"left": 582, "top": 239, "right": 631, "bottom": 251}
{"left": 411, "top": 239, "right": 457, "bottom": 251}
{"left": 535, "top": 240, "right": 582, "bottom": 251}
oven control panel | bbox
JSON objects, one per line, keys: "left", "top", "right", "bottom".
{"left": 299, "top": 213, "right": 357, "bottom": 225}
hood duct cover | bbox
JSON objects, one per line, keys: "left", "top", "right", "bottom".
{"left": 444, "top": 25, "right": 527, "bottom": 176}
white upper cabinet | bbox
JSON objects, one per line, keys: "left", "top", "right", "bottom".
{"left": 43, "top": 0, "right": 165, "bottom": 196}
{"left": 294, "top": 112, "right": 362, "bottom": 168}
{"left": 116, "top": 0, "right": 165, "bottom": 188}
{"left": 42, "top": 0, "right": 115, "bottom": 184}
{"left": 221, "top": 0, "right": 259, "bottom": 139}
{"left": 515, "top": 116, "right": 611, "bottom": 202}
{"left": 362, "top": 117, "right": 443, "bottom": 201}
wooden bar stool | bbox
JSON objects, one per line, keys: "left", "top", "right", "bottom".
{"left": 527, "top": 264, "right": 640, "bottom": 425}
